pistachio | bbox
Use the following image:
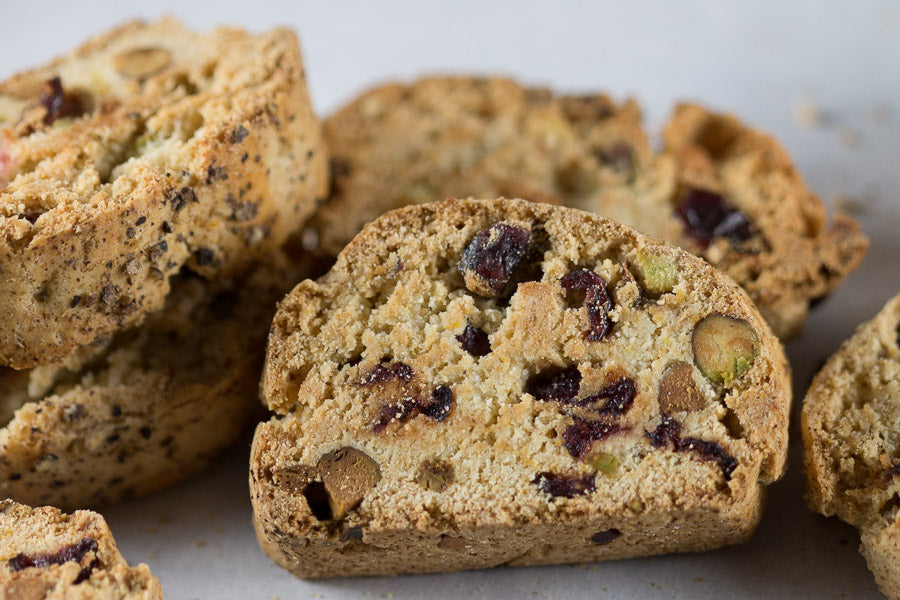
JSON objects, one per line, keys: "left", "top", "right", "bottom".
{"left": 692, "top": 314, "right": 759, "bottom": 385}
{"left": 317, "top": 447, "right": 381, "bottom": 519}
{"left": 633, "top": 251, "right": 678, "bottom": 294}
{"left": 415, "top": 459, "right": 455, "bottom": 492}
{"left": 113, "top": 47, "right": 171, "bottom": 79}
{"left": 657, "top": 361, "right": 706, "bottom": 413}
{"left": 587, "top": 452, "right": 619, "bottom": 477}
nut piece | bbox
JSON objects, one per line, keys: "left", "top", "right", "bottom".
{"left": 587, "top": 452, "right": 619, "bottom": 477}
{"left": 657, "top": 361, "right": 706, "bottom": 413}
{"left": 113, "top": 47, "right": 172, "bottom": 78}
{"left": 692, "top": 314, "right": 759, "bottom": 385}
{"left": 415, "top": 459, "right": 455, "bottom": 492}
{"left": 317, "top": 447, "right": 381, "bottom": 519}
{"left": 633, "top": 251, "right": 678, "bottom": 294}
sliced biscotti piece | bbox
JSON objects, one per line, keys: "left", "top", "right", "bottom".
{"left": 315, "top": 76, "right": 867, "bottom": 339}
{"left": 0, "top": 247, "right": 325, "bottom": 510}
{"left": 0, "top": 499, "right": 161, "bottom": 599}
{"left": 252, "top": 197, "right": 791, "bottom": 578}
{"left": 802, "top": 294, "right": 900, "bottom": 599}
{"left": 0, "top": 18, "right": 327, "bottom": 368}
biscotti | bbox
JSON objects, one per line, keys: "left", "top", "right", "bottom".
{"left": 0, "top": 499, "right": 162, "bottom": 599}
{"left": 313, "top": 76, "right": 867, "bottom": 338}
{"left": 802, "top": 294, "right": 900, "bottom": 599}
{"left": 0, "top": 247, "right": 324, "bottom": 510}
{"left": 0, "top": 18, "right": 327, "bottom": 368}
{"left": 251, "top": 197, "right": 791, "bottom": 577}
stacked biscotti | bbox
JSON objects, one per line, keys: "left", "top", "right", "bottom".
{"left": 0, "top": 18, "right": 327, "bottom": 509}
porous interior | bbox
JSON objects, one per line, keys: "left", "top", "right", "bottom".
{"left": 0, "top": 19, "right": 284, "bottom": 221}
{"left": 265, "top": 200, "right": 784, "bottom": 535}
{"left": 319, "top": 77, "right": 868, "bottom": 337}
{"left": 804, "top": 295, "right": 900, "bottom": 530}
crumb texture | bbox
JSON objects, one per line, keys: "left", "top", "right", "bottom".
{"left": 0, "top": 17, "right": 327, "bottom": 368}
{"left": 0, "top": 499, "right": 162, "bottom": 599}
{"left": 252, "top": 198, "right": 790, "bottom": 577}
{"left": 315, "top": 76, "right": 867, "bottom": 339}
{"left": 802, "top": 294, "right": 900, "bottom": 599}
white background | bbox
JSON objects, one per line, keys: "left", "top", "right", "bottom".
{"left": 3, "top": 1, "right": 900, "bottom": 598}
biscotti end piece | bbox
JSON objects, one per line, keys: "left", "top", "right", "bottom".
{"left": 802, "top": 294, "right": 900, "bottom": 599}
{"left": 0, "top": 499, "right": 162, "bottom": 599}
{"left": 0, "top": 18, "right": 327, "bottom": 368}
{"left": 0, "top": 246, "right": 324, "bottom": 510}
{"left": 252, "top": 197, "right": 791, "bottom": 578}
{"left": 316, "top": 76, "right": 867, "bottom": 339}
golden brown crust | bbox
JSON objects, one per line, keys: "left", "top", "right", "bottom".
{"left": 802, "top": 293, "right": 900, "bottom": 599}
{"left": 0, "top": 247, "right": 322, "bottom": 510}
{"left": 316, "top": 76, "right": 867, "bottom": 339}
{"left": 0, "top": 18, "right": 327, "bottom": 368}
{"left": 253, "top": 197, "right": 791, "bottom": 577}
{"left": 0, "top": 499, "right": 162, "bottom": 599}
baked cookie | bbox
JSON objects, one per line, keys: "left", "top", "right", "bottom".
{"left": 0, "top": 246, "right": 325, "bottom": 510}
{"left": 802, "top": 294, "right": 900, "bottom": 599}
{"left": 0, "top": 18, "right": 327, "bottom": 368}
{"left": 252, "top": 197, "right": 791, "bottom": 577}
{"left": 314, "top": 76, "right": 867, "bottom": 338}
{"left": 0, "top": 499, "right": 161, "bottom": 599}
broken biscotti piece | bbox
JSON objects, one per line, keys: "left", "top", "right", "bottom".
{"left": 0, "top": 247, "right": 322, "bottom": 510}
{"left": 0, "top": 18, "right": 327, "bottom": 368}
{"left": 315, "top": 76, "right": 867, "bottom": 338}
{"left": 252, "top": 197, "right": 791, "bottom": 577}
{"left": 803, "top": 294, "right": 900, "bottom": 599}
{"left": 0, "top": 499, "right": 162, "bottom": 599}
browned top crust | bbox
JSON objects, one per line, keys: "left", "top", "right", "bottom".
{"left": 260, "top": 198, "right": 791, "bottom": 547}
{"left": 0, "top": 18, "right": 327, "bottom": 368}
{"left": 316, "top": 76, "right": 867, "bottom": 339}
{"left": 0, "top": 499, "right": 162, "bottom": 599}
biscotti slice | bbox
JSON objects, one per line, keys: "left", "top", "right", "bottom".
{"left": 802, "top": 294, "right": 900, "bottom": 599}
{"left": 0, "top": 499, "right": 162, "bottom": 599}
{"left": 0, "top": 18, "right": 327, "bottom": 368}
{"left": 251, "top": 197, "right": 791, "bottom": 578}
{"left": 314, "top": 76, "right": 867, "bottom": 338}
{"left": 0, "top": 247, "right": 325, "bottom": 510}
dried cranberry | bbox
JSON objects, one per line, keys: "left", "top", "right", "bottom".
{"left": 360, "top": 361, "right": 414, "bottom": 386}
{"left": 458, "top": 222, "right": 531, "bottom": 298}
{"left": 563, "top": 418, "right": 626, "bottom": 458}
{"left": 372, "top": 398, "right": 418, "bottom": 432}
{"left": 594, "top": 143, "right": 634, "bottom": 173}
{"left": 533, "top": 472, "right": 596, "bottom": 498}
{"left": 578, "top": 377, "right": 636, "bottom": 415}
{"left": 561, "top": 270, "right": 614, "bottom": 341}
{"left": 675, "top": 188, "right": 754, "bottom": 248}
{"left": 590, "top": 528, "right": 621, "bottom": 545}
{"left": 8, "top": 537, "right": 98, "bottom": 572}
{"left": 456, "top": 324, "right": 491, "bottom": 356}
{"left": 526, "top": 366, "right": 581, "bottom": 403}
{"left": 421, "top": 386, "right": 453, "bottom": 421}
{"left": 646, "top": 416, "right": 737, "bottom": 480}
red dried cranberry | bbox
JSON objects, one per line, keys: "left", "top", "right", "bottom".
{"left": 563, "top": 418, "right": 626, "bottom": 458}
{"left": 39, "top": 76, "right": 85, "bottom": 126}
{"left": 372, "top": 398, "right": 418, "bottom": 432}
{"left": 675, "top": 188, "right": 754, "bottom": 248}
{"left": 8, "top": 537, "right": 98, "bottom": 572}
{"left": 533, "top": 472, "right": 596, "bottom": 498}
{"left": 421, "top": 386, "right": 453, "bottom": 421}
{"left": 577, "top": 377, "right": 636, "bottom": 415}
{"left": 456, "top": 324, "right": 491, "bottom": 356}
{"left": 360, "top": 361, "right": 414, "bottom": 386}
{"left": 590, "top": 528, "right": 621, "bottom": 545}
{"left": 526, "top": 366, "right": 581, "bottom": 403}
{"left": 458, "top": 222, "right": 531, "bottom": 298}
{"left": 561, "top": 270, "right": 614, "bottom": 341}
{"left": 646, "top": 416, "right": 737, "bottom": 480}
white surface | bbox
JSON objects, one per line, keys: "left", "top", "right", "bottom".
{"left": 3, "top": 1, "right": 900, "bottom": 598}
